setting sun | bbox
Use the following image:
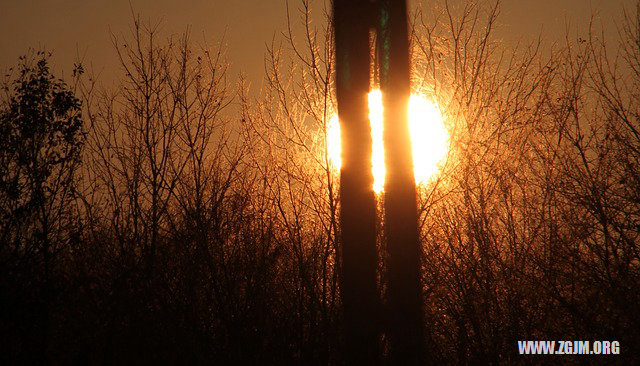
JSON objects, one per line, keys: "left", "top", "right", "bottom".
{"left": 327, "top": 90, "right": 448, "bottom": 192}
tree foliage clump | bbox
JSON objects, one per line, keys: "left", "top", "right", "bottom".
{"left": 0, "top": 50, "right": 85, "bottom": 363}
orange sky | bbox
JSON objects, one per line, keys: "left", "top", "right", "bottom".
{"left": 0, "top": 0, "right": 630, "bottom": 93}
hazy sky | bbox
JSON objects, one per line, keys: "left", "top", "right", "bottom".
{"left": 0, "top": 0, "right": 632, "bottom": 93}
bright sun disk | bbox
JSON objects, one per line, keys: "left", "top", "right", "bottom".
{"left": 327, "top": 89, "right": 448, "bottom": 193}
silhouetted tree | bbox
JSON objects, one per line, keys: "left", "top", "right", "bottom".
{"left": 334, "top": 0, "right": 382, "bottom": 363}
{"left": 0, "top": 50, "right": 85, "bottom": 363}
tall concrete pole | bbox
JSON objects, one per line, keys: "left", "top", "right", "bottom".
{"left": 333, "top": 0, "right": 381, "bottom": 364}
{"left": 377, "top": 0, "right": 425, "bottom": 364}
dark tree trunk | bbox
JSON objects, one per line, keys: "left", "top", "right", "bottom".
{"left": 378, "top": 0, "right": 426, "bottom": 364}
{"left": 333, "top": 0, "right": 381, "bottom": 364}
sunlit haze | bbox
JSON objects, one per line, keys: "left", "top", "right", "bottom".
{"left": 327, "top": 90, "right": 448, "bottom": 193}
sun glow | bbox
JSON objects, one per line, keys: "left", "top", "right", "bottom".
{"left": 327, "top": 90, "right": 448, "bottom": 193}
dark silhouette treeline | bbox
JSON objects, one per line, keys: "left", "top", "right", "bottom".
{"left": 1, "top": 1, "right": 640, "bottom": 364}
